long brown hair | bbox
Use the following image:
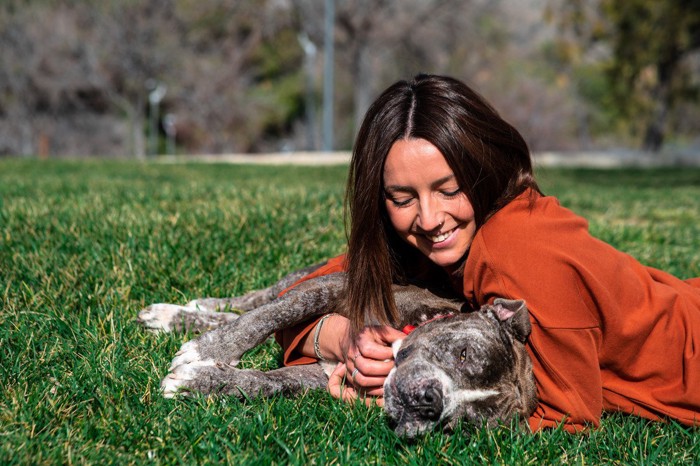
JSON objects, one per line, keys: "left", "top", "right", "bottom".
{"left": 343, "top": 74, "right": 540, "bottom": 331}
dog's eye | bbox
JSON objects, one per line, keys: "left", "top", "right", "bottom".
{"left": 459, "top": 348, "right": 466, "bottom": 363}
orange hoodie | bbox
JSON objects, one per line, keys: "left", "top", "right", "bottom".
{"left": 277, "top": 190, "right": 700, "bottom": 431}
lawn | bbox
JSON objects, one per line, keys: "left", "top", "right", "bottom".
{"left": 1, "top": 159, "right": 698, "bottom": 464}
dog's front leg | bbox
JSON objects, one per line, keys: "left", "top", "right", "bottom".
{"left": 163, "top": 273, "right": 345, "bottom": 397}
{"left": 138, "top": 263, "right": 326, "bottom": 333}
{"left": 162, "top": 363, "right": 330, "bottom": 398}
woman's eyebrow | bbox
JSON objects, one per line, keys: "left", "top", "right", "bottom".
{"left": 384, "top": 175, "right": 457, "bottom": 192}
{"left": 384, "top": 185, "right": 413, "bottom": 193}
{"left": 431, "top": 175, "right": 457, "bottom": 187}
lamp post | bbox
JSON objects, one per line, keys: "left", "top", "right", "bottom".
{"left": 322, "top": 0, "right": 334, "bottom": 152}
{"left": 298, "top": 32, "right": 318, "bottom": 151}
{"left": 147, "top": 80, "right": 167, "bottom": 156}
{"left": 163, "top": 113, "right": 177, "bottom": 156}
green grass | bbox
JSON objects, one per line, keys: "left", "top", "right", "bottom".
{"left": 1, "top": 159, "right": 698, "bottom": 464}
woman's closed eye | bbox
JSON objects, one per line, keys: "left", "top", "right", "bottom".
{"left": 385, "top": 191, "right": 415, "bottom": 207}
{"left": 385, "top": 188, "right": 461, "bottom": 207}
{"left": 441, "top": 188, "right": 462, "bottom": 199}
{"left": 389, "top": 197, "right": 414, "bottom": 207}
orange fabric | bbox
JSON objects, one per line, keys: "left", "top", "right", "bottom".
{"left": 274, "top": 255, "right": 347, "bottom": 365}
{"left": 463, "top": 189, "right": 700, "bottom": 431}
{"left": 277, "top": 191, "right": 700, "bottom": 431}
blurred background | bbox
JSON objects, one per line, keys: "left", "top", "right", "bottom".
{"left": 1, "top": 0, "right": 698, "bottom": 159}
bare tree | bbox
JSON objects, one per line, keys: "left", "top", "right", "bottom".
{"left": 5, "top": 0, "right": 689, "bottom": 156}
{"left": 0, "top": 3, "right": 36, "bottom": 156}
{"left": 0, "top": 1, "right": 179, "bottom": 157}
{"left": 547, "top": 0, "right": 700, "bottom": 152}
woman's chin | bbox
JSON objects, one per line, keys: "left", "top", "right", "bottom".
{"left": 426, "top": 252, "right": 463, "bottom": 270}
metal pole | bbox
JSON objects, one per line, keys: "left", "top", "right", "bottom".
{"left": 147, "top": 80, "right": 167, "bottom": 156}
{"left": 149, "top": 98, "right": 158, "bottom": 156}
{"left": 163, "top": 113, "right": 177, "bottom": 155}
{"left": 322, "top": 0, "right": 334, "bottom": 151}
{"left": 298, "top": 33, "right": 317, "bottom": 151}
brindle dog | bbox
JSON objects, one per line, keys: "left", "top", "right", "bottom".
{"left": 138, "top": 270, "right": 537, "bottom": 437}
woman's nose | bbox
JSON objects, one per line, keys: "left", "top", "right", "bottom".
{"left": 416, "top": 198, "right": 444, "bottom": 232}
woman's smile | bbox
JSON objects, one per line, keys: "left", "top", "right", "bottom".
{"left": 424, "top": 225, "right": 460, "bottom": 246}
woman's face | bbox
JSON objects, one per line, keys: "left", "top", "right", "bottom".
{"left": 383, "top": 138, "right": 476, "bottom": 272}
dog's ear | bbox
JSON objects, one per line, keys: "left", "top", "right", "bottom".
{"left": 492, "top": 298, "right": 531, "bottom": 343}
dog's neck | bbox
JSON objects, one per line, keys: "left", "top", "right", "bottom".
{"left": 402, "top": 313, "right": 456, "bottom": 335}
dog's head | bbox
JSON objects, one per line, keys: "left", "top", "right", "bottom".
{"left": 383, "top": 298, "right": 537, "bottom": 438}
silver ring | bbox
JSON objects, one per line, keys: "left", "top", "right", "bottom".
{"left": 351, "top": 368, "right": 359, "bottom": 383}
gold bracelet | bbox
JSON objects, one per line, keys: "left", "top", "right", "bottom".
{"left": 313, "top": 313, "right": 336, "bottom": 361}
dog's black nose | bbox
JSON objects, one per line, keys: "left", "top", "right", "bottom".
{"left": 418, "top": 384, "right": 443, "bottom": 420}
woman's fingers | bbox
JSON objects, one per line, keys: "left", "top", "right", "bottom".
{"left": 359, "top": 386, "right": 384, "bottom": 397}
{"left": 329, "top": 325, "right": 407, "bottom": 402}
{"left": 345, "top": 348, "right": 392, "bottom": 386}
{"left": 341, "top": 325, "right": 406, "bottom": 388}
{"left": 348, "top": 363, "right": 387, "bottom": 387}
{"left": 352, "top": 353, "right": 394, "bottom": 377}
{"left": 327, "top": 362, "right": 384, "bottom": 406}
{"left": 328, "top": 363, "right": 357, "bottom": 401}
{"left": 355, "top": 325, "right": 406, "bottom": 361}
{"left": 327, "top": 325, "right": 405, "bottom": 407}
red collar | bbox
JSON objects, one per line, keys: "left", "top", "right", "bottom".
{"left": 401, "top": 313, "right": 456, "bottom": 335}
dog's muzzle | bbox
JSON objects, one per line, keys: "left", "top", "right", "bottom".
{"left": 402, "top": 377, "right": 444, "bottom": 421}
{"left": 384, "top": 362, "right": 449, "bottom": 438}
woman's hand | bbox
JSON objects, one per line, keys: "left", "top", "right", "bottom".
{"left": 327, "top": 324, "right": 406, "bottom": 405}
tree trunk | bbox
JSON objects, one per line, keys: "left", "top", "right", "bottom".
{"left": 642, "top": 55, "right": 677, "bottom": 153}
{"left": 642, "top": 81, "right": 669, "bottom": 152}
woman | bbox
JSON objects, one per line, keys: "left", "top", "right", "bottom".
{"left": 275, "top": 74, "right": 700, "bottom": 432}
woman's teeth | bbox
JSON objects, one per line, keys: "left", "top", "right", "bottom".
{"left": 429, "top": 229, "right": 453, "bottom": 243}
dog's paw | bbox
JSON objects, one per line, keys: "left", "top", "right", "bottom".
{"left": 161, "top": 359, "right": 219, "bottom": 398}
{"left": 162, "top": 340, "right": 215, "bottom": 398}
{"left": 138, "top": 304, "right": 198, "bottom": 333}
{"left": 169, "top": 340, "right": 203, "bottom": 370}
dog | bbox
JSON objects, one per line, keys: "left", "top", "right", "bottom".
{"left": 138, "top": 269, "right": 537, "bottom": 437}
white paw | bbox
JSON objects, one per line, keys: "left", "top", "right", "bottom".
{"left": 161, "top": 359, "right": 216, "bottom": 398}
{"left": 138, "top": 304, "right": 198, "bottom": 332}
{"left": 169, "top": 340, "right": 202, "bottom": 371}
